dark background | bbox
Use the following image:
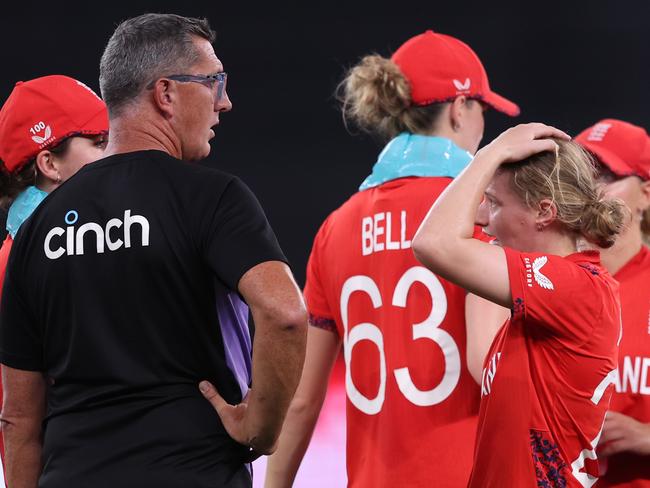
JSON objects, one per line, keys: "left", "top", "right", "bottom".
{"left": 1, "top": 1, "right": 648, "bottom": 286}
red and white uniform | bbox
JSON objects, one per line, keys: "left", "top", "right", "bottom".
{"left": 469, "top": 249, "right": 621, "bottom": 488}
{"left": 304, "top": 176, "right": 482, "bottom": 488}
{"left": 598, "top": 246, "right": 650, "bottom": 487}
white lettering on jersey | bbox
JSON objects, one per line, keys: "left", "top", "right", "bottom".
{"left": 571, "top": 368, "right": 616, "bottom": 487}
{"left": 481, "top": 351, "right": 501, "bottom": 397}
{"left": 44, "top": 209, "right": 150, "bottom": 260}
{"left": 340, "top": 267, "right": 459, "bottom": 414}
{"left": 591, "top": 369, "right": 618, "bottom": 404}
{"left": 613, "top": 356, "right": 650, "bottom": 395}
{"left": 571, "top": 428, "right": 602, "bottom": 488}
{"left": 524, "top": 257, "right": 533, "bottom": 287}
{"left": 361, "top": 211, "right": 411, "bottom": 256}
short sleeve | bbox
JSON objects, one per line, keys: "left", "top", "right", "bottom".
{"left": 201, "top": 177, "right": 288, "bottom": 291}
{"left": 0, "top": 248, "right": 43, "bottom": 371}
{"left": 303, "top": 217, "right": 334, "bottom": 321}
{"left": 473, "top": 226, "right": 493, "bottom": 243}
{"left": 504, "top": 247, "right": 598, "bottom": 343}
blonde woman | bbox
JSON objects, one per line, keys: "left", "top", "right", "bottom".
{"left": 575, "top": 119, "right": 650, "bottom": 488}
{"left": 412, "top": 123, "right": 625, "bottom": 487}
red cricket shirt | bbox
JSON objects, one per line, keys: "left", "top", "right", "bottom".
{"left": 304, "top": 176, "right": 483, "bottom": 487}
{"left": 598, "top": 246, "right": 650, "bottom": 487}
{"left": 469, "top": 248, "right": 621, "bottom": 488}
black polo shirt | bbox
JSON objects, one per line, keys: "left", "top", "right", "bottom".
{"left": 0, "top": 150, "right": 287, "bottom": 488}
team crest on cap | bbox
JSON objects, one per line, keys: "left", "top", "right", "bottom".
{"left": 30, "top": 122, "right": 53, "bottom": 146}
{"left": 533, "top": 256, "right": 554, "bottom": 290}
{"left": 586, "top": 123, "right": 612, "bottom": 142}
{"left": 453, "top": 78, "right": 471, "bottom": 92}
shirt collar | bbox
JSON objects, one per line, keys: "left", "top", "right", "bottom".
{"left": 6, "top": 186, "right": 48, "bottom": 238}
{"left": 359, "top": 133, "right": 473, "bottom": 191}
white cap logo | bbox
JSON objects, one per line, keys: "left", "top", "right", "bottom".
{"left": 587, "top": 123, "right": 612, "bottom": 142}
{"left": 453, "top": 78, "right": 471, "bottom": 92}
{"left": 29, "top": 121, "right": 53, "bottom": 146}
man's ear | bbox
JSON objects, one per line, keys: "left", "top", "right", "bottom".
{"left": 151, "top": 79, "right": 177, "bottom": 119}
{"left": 536, "top": 198, "right": 557, "bottom": 229}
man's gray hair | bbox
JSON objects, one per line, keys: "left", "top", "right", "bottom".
{"left": 99, "top": 13, "right": 215, "bottom": 117}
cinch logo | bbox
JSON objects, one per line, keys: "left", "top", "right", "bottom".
{"left": 44, "top": 209, "right": 150, "bottom": 260}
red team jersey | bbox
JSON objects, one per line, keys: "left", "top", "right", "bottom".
{"left": 469, "top": 248, "right": 621, "bottom": 488}
{"left": 598, "top": 246, "right": 650, "bottom": 487}
{"left": 304, "top": 176, "right": 482, "bottom": 488}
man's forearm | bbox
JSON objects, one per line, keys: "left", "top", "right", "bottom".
{"left": 3, "top": 430, "right": 42, "bottom": 488}
{"left": 1, "top": 365, "right": 47, "bottom": 488}
{"left": 265, "top": 325, "right": 341, "bottom": 487}
{"left": 245, "top": 313, "right": 307, "bottom": 453}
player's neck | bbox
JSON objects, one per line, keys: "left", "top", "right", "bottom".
{"left": 527, "top": 224, "right": 579, "bottom": 258}
{"left": 426, "top": 127, "right": 474, "bottom": 154}
{"left": 600, "top": 227, "right": 644, "bottom": 276}
{"left": 538, "top": 233, "right": 578, "bottom": 257}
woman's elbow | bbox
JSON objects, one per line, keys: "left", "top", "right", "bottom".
{"left": 412, "top": 233, "right": 443, "bottom": 270}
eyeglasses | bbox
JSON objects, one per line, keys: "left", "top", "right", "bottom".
{"left": 158, "top": 72, "right": 228, "bottom": 101}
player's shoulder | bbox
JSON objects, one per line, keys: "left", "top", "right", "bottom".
{"left": 155, "top": 154, "right": 235, "bottom": 184}
{"left": 98, "top": 150, "right": 237, "bottom": 185}
{"left": 313, "top": 176, "right": 452, "bottom": 248}
{"left": 508, "top": 249, "right": 612, "bottom": 294}
{"left": 329, "top": 177, "right": 450, "bottom": 220}
{"left": 367, "top": 175, "right": 452, "bottom": 197}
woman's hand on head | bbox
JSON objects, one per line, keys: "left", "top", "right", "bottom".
{"left": 478, "top": 123, "right": 571, "bottom": 165}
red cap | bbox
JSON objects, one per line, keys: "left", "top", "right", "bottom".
{"left": 0, "top": 75, "right": 108, "bottom": 173}
{"left": 576, "top": 119, "right": 650, "bottom": 181}
{"left": 391, "top": 30, "right": 520, "bottom": 117}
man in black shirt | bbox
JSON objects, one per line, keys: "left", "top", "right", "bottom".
{"left": 0, "top": 13, "right": 307, "bottom": 488}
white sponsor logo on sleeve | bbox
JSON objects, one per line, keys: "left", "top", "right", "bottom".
{"left": 533, "top": 256, "right": 554, "bottom": 290}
